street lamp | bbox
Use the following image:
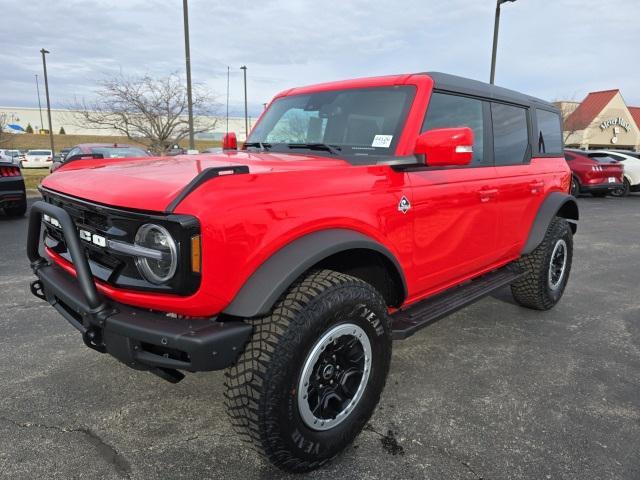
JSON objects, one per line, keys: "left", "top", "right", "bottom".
{"left": 489, "top": 0, "right": 517, "bottom": 85}
{"left": 40, "top": 48, "right": 55, "bottom": 155}
{"left": 35, "top": 74, "right": 44, "bottom": 131}
{"left": 182, "top": 0, "right": 195, "bottom": 150}
{"left": 240, "top": 65, "right": 248, "bottom": 139}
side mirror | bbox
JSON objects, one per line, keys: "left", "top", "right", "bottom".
{"left": 222, "top": 132, "right": 238, "bottom": 151}
{"left": 415, "top": 127, "right": 474, "bottom": 167}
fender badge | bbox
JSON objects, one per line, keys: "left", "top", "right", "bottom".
{"left": 398, "top": 196, "right": 411, "bottom": 214}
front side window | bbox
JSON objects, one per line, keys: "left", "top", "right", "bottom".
{"left": 247, "top": 86, "right": 415, "bottom": 163}
{"left": 492, "top": 103, "right": 529, "bottom": 166}
{"left": 422, "top": 92, "right": 485, "bottom": 166}
{"left": 536, "top": 109, "right": 563, "bottom": 154}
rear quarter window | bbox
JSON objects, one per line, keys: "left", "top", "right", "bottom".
{"left": 536, "top": 109, "right": 563, "bottom": 155}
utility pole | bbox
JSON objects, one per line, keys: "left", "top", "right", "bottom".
{"left": 226, "top": 66, "right": 230, "bottom": 135}
{"left": 241, "top": 65, "right": 248, "bottom": 139}
{"left": 40, "top": 48, "right": 55, "bottom": 155}
{"left": 490, "top": 0, "right": 517, "bottom": 85}
{"left": 182, "top": 0, "right": 195, "bottom": 150}
{"left": 35, "top": 74, "right": 44, "bottom": 131}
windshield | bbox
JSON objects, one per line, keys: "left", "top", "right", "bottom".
{"left": 247, "top": 86, "right": 415, "bottom": 162}
{"left": 29, "top": 150, "right": 51, "bottom": 155}
{"left": 89, "top": 147, "right": 149, "bottom": 158}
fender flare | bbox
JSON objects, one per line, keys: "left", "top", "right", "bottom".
{"left": 522, "top": 192, "right": 579, "bottom": 255}
{"left": 223, "top": 229, "right": 407, "bottom": 318}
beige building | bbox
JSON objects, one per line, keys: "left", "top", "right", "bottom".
{"left": 0, "top": 106, "right": 256, "bottom": 140}
{"left": 556, "top": 90, "right": 640, "bottom": 151}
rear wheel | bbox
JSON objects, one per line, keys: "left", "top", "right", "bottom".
{"left": 570, "top": 176, "right": 580, "bottom": 196}
{"left": 224, "top": 269, "right": 392, "bottom": 473}
{"left": 611, "top": 178, "right": 630, "bottom": 197}
{"left": 511, "top": 217, "right": 573, "bottom": 310}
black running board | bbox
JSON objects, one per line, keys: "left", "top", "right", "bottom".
{"left": 391, "top": 264, "right": 525, "bottom": 340}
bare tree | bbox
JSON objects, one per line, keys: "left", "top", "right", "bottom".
{"left": 0, "top": 113, "right": 10, "bottom": 146}
{"left": 71, "top": 73, "right": 219, "bottom": 154}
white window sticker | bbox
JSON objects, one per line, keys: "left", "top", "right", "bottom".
{"left": 371, "top": 135, "right": 393, "bottom": 148}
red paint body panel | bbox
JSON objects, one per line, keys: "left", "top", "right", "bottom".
{"left": 41, "top": 73, "right": 572, "bottom": 318}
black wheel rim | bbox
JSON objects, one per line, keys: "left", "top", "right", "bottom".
{"left": 548, "top": 239, "right": 568, "bottom": 291}
{"left": 298, "top": 323, "right": 371, "bottom": 431}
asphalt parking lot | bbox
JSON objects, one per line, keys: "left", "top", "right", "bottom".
{"left": 1, "top": 196, "right": 639, "bottom": 480}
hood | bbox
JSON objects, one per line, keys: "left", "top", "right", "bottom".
{"left": 42, "top": 151, "right": 349, "bottom": 212}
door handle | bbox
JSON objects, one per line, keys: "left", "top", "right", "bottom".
{"left": 529, "top": 180, "right": 544, "bottom": 194}
{"left": 479, "top": 188, "right": 498, "bottom": 203}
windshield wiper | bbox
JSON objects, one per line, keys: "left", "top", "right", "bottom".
{"left": 244, "top": 142, "right": 272, "bottom": 151}
{"left": 287, "top": 143, "right": 342, "bottom": 155}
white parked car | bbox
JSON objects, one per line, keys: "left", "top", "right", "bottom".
{"left": 0, "top": 149, "right": 22, "bottom": 165}
{"left": 21, "top": 149, "right": 53, "bottom": 169}
{"left": 586, "top": 150, "right": 640, "bottom": 197}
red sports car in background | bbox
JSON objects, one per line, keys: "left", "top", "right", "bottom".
{"left": 50, "top": 143, "right": 150, "bottom": 172}
{"left": 564, "top": 149, "right": 624, "bottom": 197}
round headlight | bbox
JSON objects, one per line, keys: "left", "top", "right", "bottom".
{"left": 134, "top": 224, "right": 177, "bottom": 284}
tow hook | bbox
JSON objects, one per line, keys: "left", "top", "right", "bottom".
{"left": 82, "top": 328, "right": 107, "bottom": 354}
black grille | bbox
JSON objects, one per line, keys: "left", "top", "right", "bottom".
{"left": 40, "top": 188, "right": 201, "bottom": 295}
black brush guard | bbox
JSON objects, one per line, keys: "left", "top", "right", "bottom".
{"left": 27, "top": 201, "right": 252, "bottom": 382}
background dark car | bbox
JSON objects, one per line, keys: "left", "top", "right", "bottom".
{"left": 564, "top": 148, "right": 624, "bottom": 197}
{"left": 0, "top": 161, "right": 27, "bottom": 217}
{"left": 51, "top": 143, "right": 151, "bottom": 172}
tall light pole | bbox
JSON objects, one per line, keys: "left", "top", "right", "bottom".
{"left": 240, "top": 65, "right": 248, "bottom": 139}
{"left": 182, "top": 0, "right": 195, "bottom": 150}
{"left": 490, "top": 0, "right": 517, "bottom": 85}
{"left": 35, "top": 74, "right": 44, "bottom": 131}
{"left": 40, "top": 48, "right": 55, "bottom": 155}
{"left": 226, "top": 66, "right": 230, "bottom": 136}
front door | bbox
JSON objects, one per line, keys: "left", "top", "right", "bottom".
{"left": 408, "top": 92, "right": 500, "bottom": 299}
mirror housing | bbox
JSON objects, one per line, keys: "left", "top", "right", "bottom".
{"left": 222, "top": 132, "right": 238, "bottom": 151}
{"left": 414, "top": 127, "right": 474, "bottom": 167}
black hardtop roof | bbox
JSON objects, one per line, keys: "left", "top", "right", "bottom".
{"left": 426, "top": 72, "right": 558, "bottom": 112}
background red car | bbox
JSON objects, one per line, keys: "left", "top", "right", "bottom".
{"left": 51, "top": 143, "right": 150, "bottom": 172}
{"left": 564, "top": 149, "right": 624, "bottom": 197}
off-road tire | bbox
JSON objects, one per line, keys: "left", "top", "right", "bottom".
{"left": 511, "top": 217, "right": 573, "bottom": 310}
{"left": 224, "top": 269, "right": 392, "bottom": 473}
{"left": 611, "top": 178, "right": 630, "bottom": 197}
{"left": 4, "top": 200, "right": 26, "bottom": 217}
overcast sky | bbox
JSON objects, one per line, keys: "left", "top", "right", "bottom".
{"left": 1, "top": 0, "right": 639, "bottom": 117}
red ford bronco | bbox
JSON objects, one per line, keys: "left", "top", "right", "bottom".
{"left": 28, "top": 72, "right": 578, "bottom": 472}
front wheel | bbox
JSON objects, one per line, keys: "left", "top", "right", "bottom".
{"left": 511, "top": 217, "right": 573, "bottom": 310}
{"left": 224, "top": 270, "right": 392, "bottom": 473}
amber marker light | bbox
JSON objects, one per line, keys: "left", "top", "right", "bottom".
{"left": 191, "top": 235, "right": 201, "bottom": 273}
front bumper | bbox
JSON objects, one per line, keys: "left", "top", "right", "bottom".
{"left": 28, "top": 201, "right": 252, "bottom": 378}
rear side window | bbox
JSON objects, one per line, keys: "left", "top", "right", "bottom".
{"left": 536, "top": 109, "right": 563, "bottom": 154}
{"left": 491, "top": 103, "right": 529, "bottom": 166}
{"left": 422, "top": 92, "right": 485, "bottom": 166}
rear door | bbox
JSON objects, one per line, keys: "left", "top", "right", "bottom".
{"left": 407, "top": 92, "right": 500, "bottom": 296}
{"left": 491, "top": 106, "right": 564, "bottom": 258}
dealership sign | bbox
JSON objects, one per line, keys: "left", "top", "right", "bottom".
{"left": 600, "top": 117, "right": 631, "bottom": 132}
